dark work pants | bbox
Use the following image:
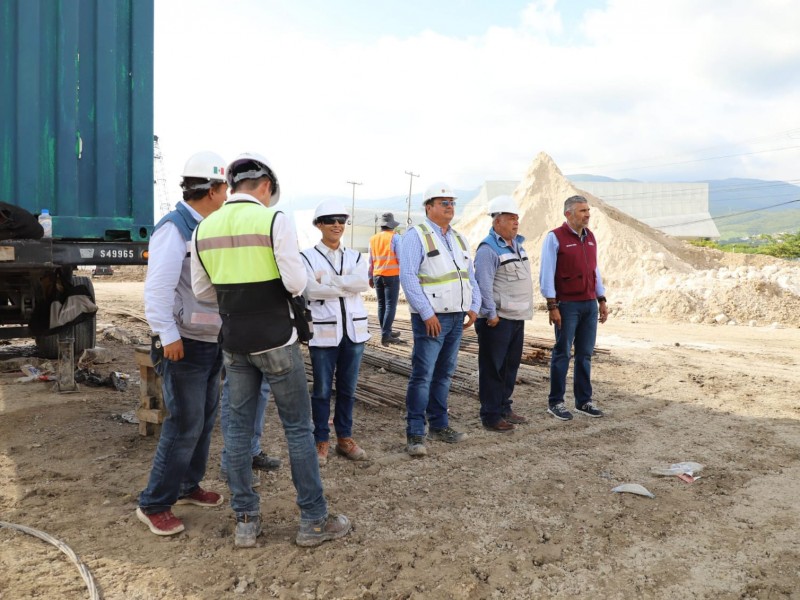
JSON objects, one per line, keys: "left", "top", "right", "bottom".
{"left": 475, "top": 317, "right": 525, "bottom": 426}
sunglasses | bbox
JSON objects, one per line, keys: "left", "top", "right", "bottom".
{"left": 319, "top": 216, "right": 348, "bottom": 225}
{"left": 435, "top": 200, "right": 456, "bottom": 207}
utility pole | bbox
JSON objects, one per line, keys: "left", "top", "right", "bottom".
{"left": 404, "top": 170, "right": 419, "bottom": 231}
{"left": 347, "top": 180, "right": 362, "bottom": 248}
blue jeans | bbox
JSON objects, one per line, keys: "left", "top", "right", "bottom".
{"left": 374, "top": 274, "right": 400, "bottom": 340}
{"left": 139, "top": 338, "right": 222, "bottom": 514}
{"left": 549, "top": 300, "right": 598, "bottom": 408}
{"left": 405, "top": 312, "right": 464, "bottom": 437}
{"left": 223, "top": 342, "right": 327, "bottom": 522}
{"left": 220, "top": 375, "right": 270, "bottom": 472}
{"left": 475, "top": 318, "right": 525, "bottom": 425}
{"left": 310, "top": 335, "right": 366, "bottom": 442}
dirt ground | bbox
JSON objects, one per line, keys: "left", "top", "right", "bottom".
{"left": 1, "top": 280, "right": 799, "bottom": 599}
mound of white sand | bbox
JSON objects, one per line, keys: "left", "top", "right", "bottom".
{"left": 455, "top": 152, "right": 800, "bottom": 327}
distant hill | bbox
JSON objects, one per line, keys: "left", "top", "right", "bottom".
{"left": 566, "top": 174, "right": 639, "bottom": 183}
{"left": 567, "top": 174, "right": 800, "bottom": 239}
{"left": 701, "top": 178, "right": 800, "bottom": 216}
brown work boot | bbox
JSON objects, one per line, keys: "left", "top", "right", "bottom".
{"left": 316, "top": 441, "right": 330, "bottom": 466}
{"left": 503, "top": 411, "right": 528, "bottom": 425}
{"left": 335, "top": 437, "right": 367, "bottom": 461}
{"left": 483, "top": 419, "right": 515, "bottom": 433}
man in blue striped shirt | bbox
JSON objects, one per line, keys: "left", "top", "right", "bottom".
{"left": 398, "top": 182, "right": 481, "bottom": 457}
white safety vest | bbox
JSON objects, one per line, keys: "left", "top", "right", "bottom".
{"left": 411, "top": 222, "right": 474, "bottom": 315}
{"left": 301, "top": 246, "right": 371, "bottom": 347}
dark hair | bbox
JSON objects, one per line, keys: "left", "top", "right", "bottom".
{"left": 229, "top": 159, "right": 277, "bottom": 194}
{"left": 233, "top": 175, "right": 272, "bottom": 194}
{"left": 182, "top": 178, "right": 225, "bottom": 202}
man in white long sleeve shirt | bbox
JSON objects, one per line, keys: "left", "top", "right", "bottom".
{"left": 300, "top": 200, "right": 371, "bottom": 466}
{"left": 136, "top": 151, "right": 227, "bottom": 537}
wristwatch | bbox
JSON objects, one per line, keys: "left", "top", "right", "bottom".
{"left": 597, "top": 296, "right": 607, "bottom": 303}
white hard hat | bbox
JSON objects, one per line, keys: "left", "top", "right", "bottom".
{"left": 226, "top": 152, "right": 281, "bottom": 207}
{"left": 313, "top": 200, "right": 350, "bottom": 224}
{"left": 422, "top": 182, "right": 457, "bottom": 205}
{"left": 487, "top": 195, "right": 519, "bottom": 216}
{"left": 181, "top": 151, "right": 227, "bottom": 185}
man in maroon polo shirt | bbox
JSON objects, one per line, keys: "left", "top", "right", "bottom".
{"left": 539, "top": 195, "right": 609, "bottom": 421}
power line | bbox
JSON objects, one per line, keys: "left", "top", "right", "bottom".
{"left": 347, "top": 180, "right": 362, "bottom": 248}
{"left": 404, "top": 170, "right": 419, "bottom": 229}
{"left": 573, "top": 178, "right": 800, "bottom": 203}
{"left": 659, "top": 198, "right": 800, "bottom": 229}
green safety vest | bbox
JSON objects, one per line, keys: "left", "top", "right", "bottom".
{"left": 195, "top": 199, "right": 292, "bottom": 352}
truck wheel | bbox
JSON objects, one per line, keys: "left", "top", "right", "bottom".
{"left": 35, "top": 276, "right": 97, "bottom": 359}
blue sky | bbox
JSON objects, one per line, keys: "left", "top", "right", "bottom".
{"left": 154, "top": 0, "right": 800, "bottom": 209}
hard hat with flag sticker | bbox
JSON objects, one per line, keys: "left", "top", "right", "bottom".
{"left": 180, "top": 151, "right": 227, "bottom": 190}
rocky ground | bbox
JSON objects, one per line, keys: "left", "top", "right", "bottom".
{"left": 1, "top": 280, "right": 799, "bottom": 599}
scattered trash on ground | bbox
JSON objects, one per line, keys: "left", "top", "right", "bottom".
{"left": 15, "top": 364, "right": 56, "bottom": 383}
{"left": 119, "top": 411, "right": 139, "bottom": 424}
{"left": 611, "top": 483, "right": 655, "bottom": 498}
{"left": 74, "top": 368, "right": 130, "bottom": 390}
{"left": 650, "top": 461, "right": 704, "bottom": 483}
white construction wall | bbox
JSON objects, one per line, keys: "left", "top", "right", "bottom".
{"left": 571, "top": 181, "right": 719, "bottom": 239}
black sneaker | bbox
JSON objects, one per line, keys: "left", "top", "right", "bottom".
{"left": 390, "top": 331, "right": 401, "bottom": 339}
{"left": 427, "top": 426, "right": 468, "bottom": 443}
{"left": 252, "top": 451, "right": 282, "bottom": 471}
{"left": 575, "top": 402, "right": 604, "bottom": 418}
{"left": 547, "top": 403, "right": 573, "bottom": 421}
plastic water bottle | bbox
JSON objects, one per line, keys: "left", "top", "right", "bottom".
{"left": 39, "top": 209, "right": 53, "bottom": 238}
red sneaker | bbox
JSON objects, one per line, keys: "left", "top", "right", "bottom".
{"left": 136, "top": 507, "right": 185, "bottom": 536}
{"left": 175, "top": 487, "right": 224, "bottom": 507}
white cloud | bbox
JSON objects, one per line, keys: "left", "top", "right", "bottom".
{"left": 520, "top": 0, "right": 563, "bottom": 37}
{"left": 154, "top": 0, "right": 800, "bottom": 209}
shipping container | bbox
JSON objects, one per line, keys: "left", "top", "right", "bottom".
{"left": 0, "top": 0, "right": 154, "bottom": 357}
{"left": 0, "top": 0, "right": 154, "bottom": 241}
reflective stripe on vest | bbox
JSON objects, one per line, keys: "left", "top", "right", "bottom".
{"left": 411, "top": 222, "right": 473, "bottom": 314}
{"left": 417, "top": 223, "right": 469, "bottom": 286}
{"left": 370, "top": 230, "right": 399, "bottom": 276}
{"left": 195, "top": 200, "right": 292, "bottom": 353}
{"left": 196, "top": 202, "right": 280, "bottom": 285}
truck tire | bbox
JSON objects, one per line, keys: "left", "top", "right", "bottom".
{"left": 35, "top": 276, "right": 97, "bottom": 359}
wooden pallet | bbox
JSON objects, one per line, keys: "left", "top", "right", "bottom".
{"left": 133, "top": 345, "right": 166, "bottom": 436}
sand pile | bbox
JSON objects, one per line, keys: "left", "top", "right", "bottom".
{"left": 455, "top": 152, "right": 800, "bottom": 327}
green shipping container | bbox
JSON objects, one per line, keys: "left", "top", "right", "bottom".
{"left": 0, "top": 0, "right": 154, "bottom": 242}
